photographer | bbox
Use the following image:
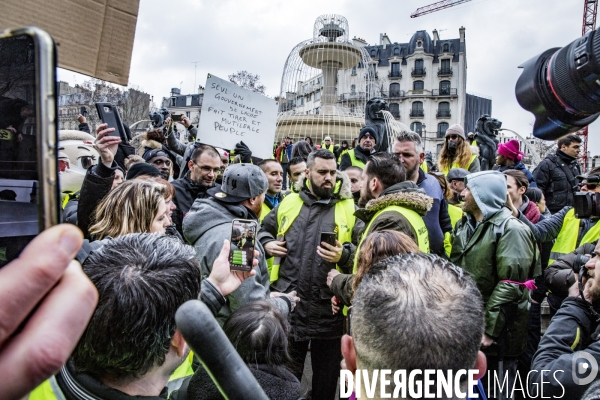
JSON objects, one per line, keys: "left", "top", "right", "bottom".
{"left": 529, "top": 240, "right": 600, "bottom": 399}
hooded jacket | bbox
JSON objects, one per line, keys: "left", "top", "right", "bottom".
{"left": 171, "top": 171, "right": 213, "bottom": 235}
{"left": 258, "top": 171, "right": 356, "bottom": 341}
{"left": 450, "top": 171, "right": 539, "bottom": 357}
{"left": 330, "top": 182, "right": 432, "bottom": 306}
{"left": 183, "top": 197, "right": 290, "bottom": 323}
{"left": 533, "top": 150, "right": 581, "bottom": 213}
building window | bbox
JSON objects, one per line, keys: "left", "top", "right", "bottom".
{"left": 371, "top": 49, "right": 377, "bottom": 57}
{"left": 352, "top": 66, "right": 357, "bottom": 75}
{"left": 413, "top": 80, "right": 424, "bottom": 91}
{"left": 350, "top": 84, "right": 356, "bottom": 94}
{"left": 390, "top": 103, "right": 400, "bottom": 118}
{"left": 394, "top": 47, "right": 400, "bottom": 56}
{"left": 411, "top": 101, "right": 424, "bottom": 117}
{"left": 186, "top": 111, "right": 190, "bottom": 118}
{"left": 415, "top": 59, "right": 423, "bottom": 70}
{"left": 300, "top": 97, "right": 304, "bottom": 105}
{"left": 390, "top": 62, "right": 401, "bottom": 77}
{"left": 170, "top": 97, "right": 176, "bottom": 107}
{"left": 443, "top": 43, "right": 450, "bottom": 52}
{"left": 437, "top": 101, "right": 450, "bottom": 118}
{"left": 411, "top": 122, "right": 422, "bottom": 135}
{"left": 315, "top": 91, "right": 321, "bottom": 101}
{"left": 315, "top": 107, "right": 320, "bottom": 115}
{"left": 350, "top": 105, "right": 356, "bottom": 113}
{"left": 438, "top": 122, "right": 449, "bottom": 138}
{"left": 317, "top": 77, "right": 322, "bottom": 85}
{"left": 440, "top": 80, "right": 451, "bottom": 95}
{"left": 186, "top": 96, "right": 192, "bottom": 106}
{"left": 417, "top": 40, "right": 422, "bottom": 48}
{"left": 389, "top": 83, "right": 400, "bottom": 97}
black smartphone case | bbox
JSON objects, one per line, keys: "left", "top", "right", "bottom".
{"left": 95, "top": 102, "right": 127, "bottom": 141}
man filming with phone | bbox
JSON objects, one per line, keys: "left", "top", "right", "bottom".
{"left": 183, "top": 163, "right": 298, "bottom": 324}
{"left": 258, "top": 149, "right": 357, "bottom": 400}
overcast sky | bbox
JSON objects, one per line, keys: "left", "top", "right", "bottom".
{"left": 59, "top": 0, "right": 600, "bottom": 156}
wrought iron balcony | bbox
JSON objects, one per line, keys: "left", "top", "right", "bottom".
{"left": 380, "top": 90, "right": 405, "bottom": 99}
{"left": 409, "top": 109, "right": 424, "bottom": 118}
{"left": 388, "top": 70, "right": 402, "bottom": 78}
{"left": 338, "top": 92, "right": 367, "bottom": 101}
{"left": 438, "top": 67, "right": 453, "bottom": 76}
{"left": 432, "top": 88, "right": 457, "bottom": 96}
{"left": 436, "top": 109, "right": 451, "bottom": 118}
{"left": 411, "top": 67, "right": 426, "bottom": 76}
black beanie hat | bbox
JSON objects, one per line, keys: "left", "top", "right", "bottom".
{"left": 358, "top": 126, "right": 377, "bottom": 143}
{"left": 126, "top": 162, "right": 162, "bottom": 180}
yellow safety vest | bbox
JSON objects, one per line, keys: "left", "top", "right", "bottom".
{"left": 444, "top": 203, "right": 464, "bottom": 257}
{"left": 347, "top": 149, "right": 365, "bottom": 169}
{"left": 420, "top": 161, "right": 428, "bottom": 173}
{"left": 337, "top": 148, "right": 349, "bottom": 164}
{"left": 441, "top": 154, "right": 478, "bottom": 176}
{"left": 549, "top": 209, "right": 600, "bottom": 264}
{"left": 29, "top": 352, "right": 195, "bottom": 399}
{"left": 322, "top": 143, "right": 335, "bottom": 154}
{"left": 353, "top": 205, "right": 429, "bottom": 274}
{"left": 269, "top": 190, "right": 355, "bottom": 283}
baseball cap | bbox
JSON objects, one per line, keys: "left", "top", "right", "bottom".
{"left": 207, "top": 163, "right": 268, "bottom": 203}
{"left": 143, "top": 149, "right": 170, "bottom": 162}
{"left": 447, "top": 168, "right": 470, "bottom": 181}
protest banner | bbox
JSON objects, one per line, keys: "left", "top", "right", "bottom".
{"left": 199, "top": 74, "right": 278, "bottom": 159}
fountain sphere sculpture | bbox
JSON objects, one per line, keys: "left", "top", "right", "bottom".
{"left": 275, "top": 14, "right": 380, "bottom": 147}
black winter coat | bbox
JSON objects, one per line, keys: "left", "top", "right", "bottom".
{"left": 533, "top": 151, "right": 581, "bottom": 213}
{"left": 171, "top": 172, "right": 213, "bottom": 236}
{"left": 339, "top": 145, "right": 371, "bottom": 171}
{"left": 77, "top": 162, "right": 116, "bottom": 239}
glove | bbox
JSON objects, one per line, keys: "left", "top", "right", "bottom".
{"left": 235, "top": 141, "right": 253, "bottom": 163}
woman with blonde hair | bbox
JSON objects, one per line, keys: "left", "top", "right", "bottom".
{"left": 88, "top": 179, "right": 171, "bottom": 240}
{"left": 438, "top": 124, "right": 480, "bottom": 175}
{"left": 326, "top": 230, "right": 420, "bottom": 309}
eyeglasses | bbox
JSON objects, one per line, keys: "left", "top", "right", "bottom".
{"left": 192, "top": 161, "right": 221, "bottom": 174}
{"left": 447, "top": 135, "right": 460, "bottom": 140}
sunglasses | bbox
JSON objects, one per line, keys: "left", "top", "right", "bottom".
{"left": 447, "top": 135, "right": 460, "bottom": 140}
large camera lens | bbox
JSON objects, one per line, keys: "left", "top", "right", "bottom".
{"left": 516, "top": 27, "right": 600, "bottom": 140}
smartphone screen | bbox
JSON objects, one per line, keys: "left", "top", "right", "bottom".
{"left": 0, "top": 29, "right": 59, "bottom": 268}
{"left": 171, "top": 114, "right": 182, "bottom": 122}
{"left": 229, "top": 219, "right": 257, "bottom": 272}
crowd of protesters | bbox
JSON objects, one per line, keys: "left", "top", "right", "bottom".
{"left": 5, "top": 112, "right": 600, "bottom": 400}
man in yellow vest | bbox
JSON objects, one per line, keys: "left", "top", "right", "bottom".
{"left": 258, "top": 149, "right": 357, "bottom": 400}
{"left": 28, "top": 233, "right": 256, "bottom": 400}
{"left": 257, "top": 159, "right": 285, "bottom": 222}
{"left": 339, "top": 127, "right": 376, "bottom": 171}
{"left": 335, "top": 139, "right": 350, "bottom": 165}
{"left": 447, "top": 167, "right": 468, "bottom": 208}
{"left": 327, "top": 152, "right": 431, "bottom": 306}
{"left": 513, "top": 167, "right": 600, "bottom": 266}
{"left": 321, "top": 136, "right": 338, "bottom": 155}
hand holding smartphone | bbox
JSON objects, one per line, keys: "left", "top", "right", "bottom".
{"left": 95, "top": 102, "right": 127, "bottom": 142}
{"left": 229, "top": 219, "right": 259, "bottom": 272}
{"left": 320, "top": 232, "right": 337, "bottom": 247}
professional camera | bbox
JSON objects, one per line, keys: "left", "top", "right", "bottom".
{"left": 149, "top": 107, "right": 170, "bottom": 128}
{"left": 515, "top": 26, "right": 600, "bottom": 140}
{"left": 574, "top": 192, "right": 600, "bottom": 218}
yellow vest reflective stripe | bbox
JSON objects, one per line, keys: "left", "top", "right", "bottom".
{"left": 261, "top": 202, "right": 274, "bottom": 272}
{"left": 549, "top": 209, "right": 600, "bottom": 264}
{"left": 270, "top": 191, "right": 355, "bottom": 283}
{"left": 322, "top": 143, "right": 335, "bottom": 153}
{"left": 337, "top": 149, "right": 349, "bottom": 164}
{"left": 441, "top": 154, "right": 478, "bottom": 176}
{"left": 353, "top": 205, "right": 429, "bottom": 274}
{"left": 347, "top": 149, "right": 365, "bottom": 169}
{"left": 169, "top": 351, "right": 195, "bottom": 381}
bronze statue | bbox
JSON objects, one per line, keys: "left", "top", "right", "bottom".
{"left": 364, "top": 97, "right": 391, "bottom": 153}
{"left": 473, "top": 114, "right": 502, "bottom": 171}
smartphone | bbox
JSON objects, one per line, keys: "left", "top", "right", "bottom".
{"left": 0, "top": 27, "right": 60, "bottom": 268}
{"left": 229, "top": 219, "right": 258, "bottom": 272}
{"left": 80, "top": 106, "right": 87, "bottom": 117}
{"left": 320, "top": 232, "right": 337, "bottom": 247}
{"left": 171, "top": 113, "right": 183, "bottom": 122}
{"left": 95, "top": 102, "right": 127, "bottom": 141}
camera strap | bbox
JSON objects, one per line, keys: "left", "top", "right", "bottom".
{"left": 551, "top": 156, "right": 578, "bottom": 193}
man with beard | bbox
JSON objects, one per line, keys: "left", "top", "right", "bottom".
{"left": 183, "top": 163, "right": 297, "bottom": 324}
{"left": 171, "top": 145, "right": 221, "bottom": 235}
{"left": 450, "top": 170, "right": 538, "bottom": 400}
{"left": 345, "top": 166, "right": 362, "bottom": 205}
{"left": 326, "top": 152, "right": 431, "bottom": 306}
{"left": 393, "top": 131, "right": 452, "bottom": 257}
{"left": 258, "top": 149, "right": 357, "bottom": 400}
{"left": 339, "top": 127, "right": 376, "bottom": 171}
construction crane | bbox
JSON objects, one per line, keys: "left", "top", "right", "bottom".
{"left": 579, "top": 0, "right": 598, "bottom": 171}
{"left": 410, "top": 0, "right": 473, "bottom": 18}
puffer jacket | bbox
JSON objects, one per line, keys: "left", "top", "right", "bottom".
{"left": 498, "top": 161, "right": 537, "bottom": 188}
{"left": 534, "top": 151, "right": 581, "bottom": 213}
{"left": 171, "top": 171, "right": 213, "bottom": 236}
{"left": 450, "top": 171, "right": 539, "bottom": 357}
{"left": 331, "top": 181, "right": 432, "bottom": 306}
{"left": 183, "top": 197, "right": 290, "bottom": 323}
{"left": 258, "top": 172, "right": 356, "bottom": 341}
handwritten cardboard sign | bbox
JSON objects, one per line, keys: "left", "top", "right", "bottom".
{"left": 199, "top": 74, "right": 277, "bottom": 159}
